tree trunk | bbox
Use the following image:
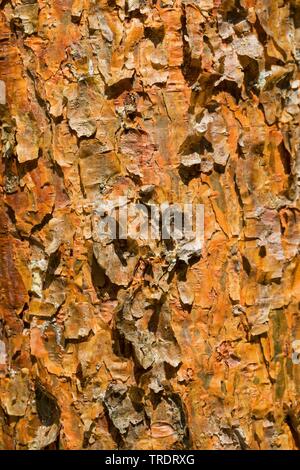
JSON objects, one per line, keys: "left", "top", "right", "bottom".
{"left": 0, "top": 0, "right": 300, "bottom": 450}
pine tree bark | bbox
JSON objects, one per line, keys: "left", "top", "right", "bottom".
{"left": 0, "top": 0, "right": 300, "bottom": 450}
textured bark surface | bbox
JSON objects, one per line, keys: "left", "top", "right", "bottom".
{"left": 0, "top": 0, "right": 300, "bottom": 450}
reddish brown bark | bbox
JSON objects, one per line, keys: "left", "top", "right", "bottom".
{"left": 0, "top": 0, "right": 300, "bottom": 450}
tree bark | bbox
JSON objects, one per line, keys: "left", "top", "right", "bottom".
{"left": 0, "top": 0, "right": 300, "bottom": 450}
